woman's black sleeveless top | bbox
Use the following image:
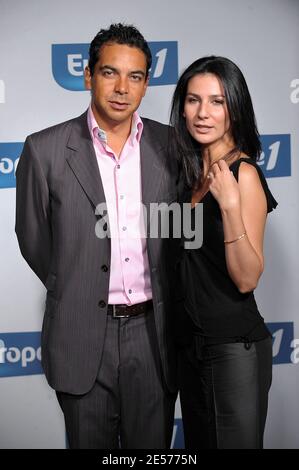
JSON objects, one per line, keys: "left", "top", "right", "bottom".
{"left": 175, "top": 158, "right": 278, "bottom": 349}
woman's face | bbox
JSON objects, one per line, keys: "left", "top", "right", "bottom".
{"left": 183, "top": 73, "right": 232, "bottom": 148}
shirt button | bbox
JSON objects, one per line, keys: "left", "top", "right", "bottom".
{"left": 98, "top": 300, "right": 106, "bottom": 308}
{"left": 128, "top": 289, "right": 132, "bottom": 294}
{"left": 122, "top": 226, "right": 127, "bottom": 231}
{"left": 125, "top": 257, "right": 130, "bottom": 262}
{"left": 117, "top": 164, "right": 120, "bottom": 169}
{"left": 101, "top": 265, "right": 108, "bottom": 272}
{"left": 120, "top": 195, "right": 124, "bottom": 200}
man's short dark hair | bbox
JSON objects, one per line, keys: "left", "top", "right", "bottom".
{"left": 88, "top": 23, "right": 152, "bottom": 78}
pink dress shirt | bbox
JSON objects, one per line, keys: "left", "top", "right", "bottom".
{"left": 87, "top": 106, "right": 152, "bottom": 305}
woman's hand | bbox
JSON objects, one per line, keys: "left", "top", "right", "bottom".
{"left": 208, "top": 159, "right": 241, "bottom": 212}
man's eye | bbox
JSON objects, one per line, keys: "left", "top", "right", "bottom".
{"left": 187, "top": 97, "right": 198, "bottom": 103}
{"left": 103, "top": 70, "right": 114, "bottom": 76}
{"left": 131, "top": 75, "right": 142, "bottom": 81}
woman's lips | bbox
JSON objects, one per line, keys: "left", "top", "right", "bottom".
{"left": 194, "top": 125, "right": 213, "bottom": 134}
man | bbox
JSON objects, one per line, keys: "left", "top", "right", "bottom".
{"left": 15, "top": 24, "right": 178, "bottom": 449}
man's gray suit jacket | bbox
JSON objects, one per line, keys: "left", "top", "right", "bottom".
{"left": 15, "top": 111, "right": 178, "bottom": 395}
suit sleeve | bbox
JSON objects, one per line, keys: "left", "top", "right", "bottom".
{"left": 15, "top": 135, "right": 52, "bottom": 285}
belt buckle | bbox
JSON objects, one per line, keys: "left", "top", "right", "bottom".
{"left": 112, "top": 305, "right": 130, "bottom": 318}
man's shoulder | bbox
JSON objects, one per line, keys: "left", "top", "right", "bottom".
{"left": 141, "top": 117, "right": 172, "bottom": 144}
{"left": 26, "top": 111, "right": 87, "bottom": 145}
{"left": 141, "top": 117, "right": 170, "bottom": 132}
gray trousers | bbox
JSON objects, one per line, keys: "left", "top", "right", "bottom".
{"left": 56, "top": 309, "right": 176, "bottom": 449}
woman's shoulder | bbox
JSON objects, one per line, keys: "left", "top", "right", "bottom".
{"left": 230, "top": 155, "right": 278, "bottom": 213}
{"left": 229, "top": 153, "right": 255, "bottom": 168}
{"left": 238, "top": 157, "right": 262, "bottom": 180}
{"left": 230, "top": 155, "right": 262, "bottom": 180}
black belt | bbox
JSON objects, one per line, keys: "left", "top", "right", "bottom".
{"left": 107, "top": 300, "right": 153, "bottom": 318}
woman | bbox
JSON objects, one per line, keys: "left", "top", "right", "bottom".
{"left": 170, "top": 56, "right": 277, "bottom": 449}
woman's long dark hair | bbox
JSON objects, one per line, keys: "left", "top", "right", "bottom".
{"left": 170, "top": 56, "right": 261, "bottom": 189}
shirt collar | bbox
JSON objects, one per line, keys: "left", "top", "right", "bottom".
{"left": 87, "top": 104, "right": 143, "bottom": 147}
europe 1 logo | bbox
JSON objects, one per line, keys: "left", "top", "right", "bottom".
{"left": 0, "top": 142, "right": 23, "bottom": 189}
{"left": 51, "top": 41, "right": 178, "bottom": 91}
{"left": 259, "top": 134, "right": 291, "bottom": 178}
{"left": 0, "top": 332, "right": 43, "bottom": 378}
{"left": 267, "top": 322, "right": 299, "bottom": 365}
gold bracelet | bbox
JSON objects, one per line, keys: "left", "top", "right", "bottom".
{"left": 224, "top": 232, "right": 247, "bottom": 244}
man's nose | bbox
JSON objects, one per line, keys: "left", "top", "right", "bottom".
{"left": 115, "top": 75, "right": 129, "bottom": 94}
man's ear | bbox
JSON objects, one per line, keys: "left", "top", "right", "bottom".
{"left": 142, "top": 75, "right": 150, "bottom": 97}
{"left": 84, "top": 66, "right": 92, "bottom": 90}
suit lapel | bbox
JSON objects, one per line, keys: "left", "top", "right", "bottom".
{"left": 66, "top": 111, "right": 106, "bottom": 209}
{"left": 65, "top": 115, "right": 167, "bottom": 218}
{"left": 140, "top": 121, "right": 166, "bottom": 215}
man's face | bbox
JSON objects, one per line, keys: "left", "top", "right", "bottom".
{"left": 85, "top": 43, "right": 149, "bottom": 129}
